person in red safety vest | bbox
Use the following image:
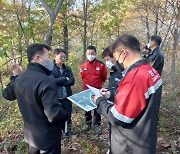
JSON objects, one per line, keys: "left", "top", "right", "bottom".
{"left": 80, "top": 45, "right": 107, "bottom": 135}
{"left": 93, "top": 35, "right": 162, "bottom": 154}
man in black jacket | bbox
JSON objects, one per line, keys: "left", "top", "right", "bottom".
{"left": 146, "top": 35, "right": 164, "bottom": 75}
{"left": 2, "top": 44, "right": 68, "bottom": 154}
{"left": 102, "top": 47, "right": 123, "bottom": 102}
{"left": 51, "top": 48, "right": 75, "bottom": 138}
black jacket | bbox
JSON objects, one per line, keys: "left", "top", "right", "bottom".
{"left": 2, "top": 62, "right": 68, "bottom": 149}
{"left": 147, "top": 46, "right": 164, "bottom": 75}
{"left": 108, "top": 66, "right": 122, "bottom": 102}
{"left": 51, "top": 63, "right": 75, "bottom": 98}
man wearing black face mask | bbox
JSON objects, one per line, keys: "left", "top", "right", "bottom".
{"left": 2, "top": 43, "right": 68, "bottom": 154}
{"left": 93, "top": 35, "right": 162, "bottom": 154}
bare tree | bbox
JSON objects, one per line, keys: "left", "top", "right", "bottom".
{"left": 40, "top": 0, "right": 64, "bottom": 46}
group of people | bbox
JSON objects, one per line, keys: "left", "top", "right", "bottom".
{"left": 2, "top": 34, "right": 164, "bottom": 154}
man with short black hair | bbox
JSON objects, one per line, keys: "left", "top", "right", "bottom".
{"left": 147, "top": 35, "right": 164, "bottom": 75}
{"left": 93, "top": 35, "right": 162, "bottom": 154}
{"left": 102, "top": 47, "right": 123, "bottom": 102}
{"left": 51, "top": 48, "right": 75, "bottom": 138}
{"left": 2, "top": 43, "right": 68, "bottom": 154}
{"left": 80, "top": 45, "right": 107, "bottom": 135}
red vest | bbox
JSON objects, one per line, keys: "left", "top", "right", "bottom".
{"left": 80, "top": 59, "right": 107, "bottom": 90}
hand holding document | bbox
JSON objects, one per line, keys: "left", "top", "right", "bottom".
{"left": 86, "top": 84, "right": 112, "bottom": 104}
{"left": 67, "top": 89, "right": 97, "bottom": 112}
{"left": 86, "top": 84, "right": 100, "bottom": 96}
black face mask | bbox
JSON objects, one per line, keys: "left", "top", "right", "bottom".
{"left": 115, "top": 61, "right": 124, "bottom": 72}
{"left": 115, "top": 52, "right": 125, "bottom": 72}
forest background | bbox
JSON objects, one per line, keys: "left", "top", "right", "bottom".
{"left": 0, "top": 0, "right": 179, "bottom": 153}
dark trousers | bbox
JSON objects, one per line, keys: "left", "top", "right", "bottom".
{"left": 59, "top": 98, "right": 72, "bottom": 132}
{"left": 85, "top": 108, "right": 101, "bottom": 125}
{"left": 60, "top": 98, "right": 72, "bottom": 125}
{"left": 28, "top": 141, "right": 61, "bottom": 154}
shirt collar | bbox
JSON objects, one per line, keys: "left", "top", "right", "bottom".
{"left": 122, "top": 67, "right": 129, "bottom": 77}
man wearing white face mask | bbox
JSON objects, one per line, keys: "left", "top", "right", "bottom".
{"left": 146, "top": 35, "right": 164, "bottom": 75}
{"left": 80, "top": 45, "right": 107, "bottom": 134}
{"left": 102, "top": 47, "right": 123, "bottom": 102}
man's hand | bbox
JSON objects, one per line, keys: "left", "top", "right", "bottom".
{"left": 12, "top": 63, "right": 22, "bottom": 75}
{"left": 92, "top": 95, "right": 101, "bottom": 103}
{"left": 92, "top": 88, "right": 111, "bottom": 103}
{"left": 100, "top": 88, "right": 111, "bottom": 99}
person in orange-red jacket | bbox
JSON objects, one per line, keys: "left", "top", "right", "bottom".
{"left": 80, "top": 45, "right": 107, "bottom": 135}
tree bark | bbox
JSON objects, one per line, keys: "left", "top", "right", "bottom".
{"left": 154, "top": 0, "right": 159, "bottom": 35}
{"left": 63, "top": 2, "right": 69, "bottom": 59}
{"left": 171, "top": 0, "right": 179, "bottom": 89}
{"left": 40, "top": 0, "right": 64, "bottom": 46}
{"left": 63, "top": 24, "right": 69, "bottom": 59}
{"left": 145, "top": 0, "right": 150, "bottom": 42}
{"left": 83, "top": 0, "right": 88, "bottom": 61}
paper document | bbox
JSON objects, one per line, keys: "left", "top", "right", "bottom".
{"left": 86, "top": 84, "right": 100, "bottom": 96}
{"left": 67, "top": 89, "right": 97, "bottom": 112}
{"left": 87, "top": 84, "right": 114, "bottom": 105}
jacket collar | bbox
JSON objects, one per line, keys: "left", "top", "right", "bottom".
{"left": 54, "top": 63, "right": 66, "bottom": 69}
{"left": 122, "top": 59, "right": 148, "bottom": 77}
{"left": 27, "top": 62, "right": 52, "bottom": 76}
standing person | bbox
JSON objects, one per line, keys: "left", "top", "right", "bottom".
{"left": 51, "top": 48, "right": 75, "bottom": 138}
{"left": 80, "top": 45, "right": 107, "bottom": 135}
{"left": 102, "top": 47, "right": 123, "bottom": 102}
{"left": 146, "top": 35, "right": 164, "bottom": 75}
{"left": 93, "top": 35, "right": 163, "bottom": 154}
{"left": 102, "top": 47, "right": 123, "bottom": 153}
{"left": 141, "top": 45, "right": 151, "bottom": 58}
{"left": 2, "top": 44, "right": 68, "bottom": 154}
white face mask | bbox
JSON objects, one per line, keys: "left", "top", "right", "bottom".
{"left": 87, "top": 55, "right": 96, "bottom": 61}
{"left": 106, "top": 60, "right": 115, "bottom": 69}
{"left": 147, "top": 43, "right": 150, "bottom": 48}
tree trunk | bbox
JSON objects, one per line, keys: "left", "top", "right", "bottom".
{"left": 145, "top": 1, "right": 150, "bottom": 42}
{"left": 154, "top": 0, "right": 159, "bottom": 35}
{"left": 40, "top": 0, "right": 64, "bottom": 46}
{"left": 63, "top": 2, "right": 69, "bottom": 59}
{"left": 83, "top": 0, "right": 88, "bottom": 61}
{"left": 0, "top": 71, "right": 3, "bottom": 89}
{"left": 171, "top": 2, "right": 179, "bottom": 89}
{"left": 63, "top": 24, "right": 69, "bottom": 59}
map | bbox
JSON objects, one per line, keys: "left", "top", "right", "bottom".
{"left": 67, "top": 89, "right": 97, "bottom": 112}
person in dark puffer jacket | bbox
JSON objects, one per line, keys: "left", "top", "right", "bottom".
{"left": 51, "top": 48, "right": 75, "bottom": 138}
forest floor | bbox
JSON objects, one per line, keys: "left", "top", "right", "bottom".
{"left": 0, "top": 77, "right": 179, "bottom": 154}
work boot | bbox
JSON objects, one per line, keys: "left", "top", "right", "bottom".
{"left": 65, "top": 131, "right": 76, "bottom": 138}
{"left": 94, "top": 125, "right": 101, "bottom": 135}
